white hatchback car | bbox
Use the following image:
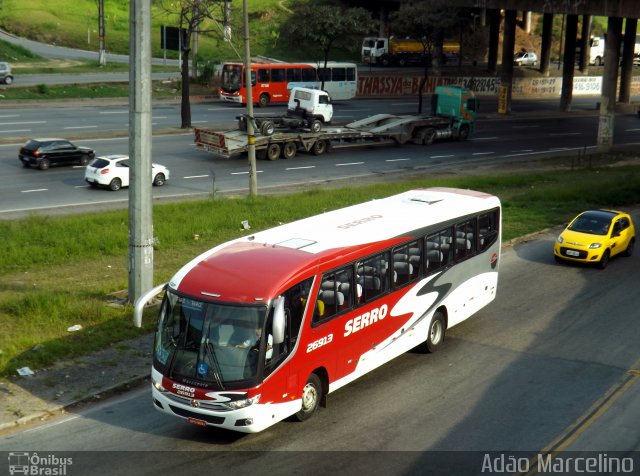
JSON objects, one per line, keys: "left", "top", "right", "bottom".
{"left": 84, "top": 154, "right": 170, "bottom": 191}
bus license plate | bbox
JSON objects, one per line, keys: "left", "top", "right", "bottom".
{"left": 566, "top": 250, "right": 579, "bottom": 257}
{"left": 188, "top": 417, "right": 208, "bottom": 427}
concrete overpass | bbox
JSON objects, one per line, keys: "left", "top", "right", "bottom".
{"left": 451, "top": 0, "right": 640, "bottom": 150}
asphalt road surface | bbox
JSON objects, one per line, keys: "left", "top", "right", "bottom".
{"left": 1, "top": 224, "right": 638, "bottom": 475}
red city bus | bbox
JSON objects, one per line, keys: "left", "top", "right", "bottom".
{"left": 219, "top": 61, "right": 357, "bottom": 107}
{"left": 135, "top": 188, "right": 501, "bottom": 433}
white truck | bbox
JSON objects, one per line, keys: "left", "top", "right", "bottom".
{"left": 239, "top": 87, "right": 333, "bottom": 136}
{"left": 194, "top": 86, "right": 478, "bottom": 161}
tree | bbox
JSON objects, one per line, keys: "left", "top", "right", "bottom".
{"left": 158, "top": 0, "right": 228, "bottom": 128}
{"left": 281, "top": 4, "right": 375, "bottom": 89}
{"left": 390, "top": 1, "right": 459, "bottom": 113}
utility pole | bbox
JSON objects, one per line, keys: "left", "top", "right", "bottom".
{"left": 98, "top": 0, "right": 106, "bottom": 66}
{"left": 128, "top": 0, "right": 154, "bottom": 305}
{"left": 243, "top": 0, "right": 257, "bottom": 196}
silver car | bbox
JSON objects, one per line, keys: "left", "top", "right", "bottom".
{"left": 0, "top": 62, "right": 13, "bottom": 85}
{"left": 514, "top": 51, "right": 538, "bottom": 67}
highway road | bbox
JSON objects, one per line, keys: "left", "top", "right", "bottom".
{"left": 1, "top": 97, "right": 640, "bottom": 218}
{"left": 1, "top": 226, "right": 638, "bottom": 474}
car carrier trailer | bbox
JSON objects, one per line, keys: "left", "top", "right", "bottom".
{"left": 194, "top": 86, "right": 477, "bottom": 160}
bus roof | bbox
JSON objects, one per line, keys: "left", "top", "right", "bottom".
{"left": 170, "top": 188, "right": 499, "bottom": 303}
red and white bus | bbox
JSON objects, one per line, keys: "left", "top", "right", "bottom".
{"left": 219, "top": 61, "right": 358, "bottom": 107}
{"left": 135, "top": 187, "right": 501, "bottom": 433}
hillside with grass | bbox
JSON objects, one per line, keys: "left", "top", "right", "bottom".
{"left": 0, "top": 0, "right": 360, "bottom": 67}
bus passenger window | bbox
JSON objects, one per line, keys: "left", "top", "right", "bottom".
{"left": 332, "top": 68, "right": 346, "bottom": 82}
{"left": 478, "top": 210, "right": 500, "bottom": 251}
{"left": 357, "top": 252, "right": 389, "bottom": 302}
{"left": 271, "top": 68, "right": 285, "bottom": 83}
{"left": 257, "top": 69, "right": 270, "bottom": 83}
{"left": 346, "top": 67, "right": 356, "bottom": 81}
{"left": 287, "top": 68, "right": 302, "bottom": 82}
{"left": 455, "top": 219, "right": 476, "bottom": 261}
{"left": 426, "top": 228, "right": 452, "bottom": 273}
{"left": 302, "top": 68, "right": 317, "bottom": 82}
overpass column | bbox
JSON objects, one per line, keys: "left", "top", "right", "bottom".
{"left": 539, "top": 13, "right": 553, "bottom": 76}
{"left": 499, "top": 10, "right": 516, "bottom": 114}
{"left": 560, "top": 15, "right": 578, "bottom": 112}
{"left": 487, "top": 9, "right": 501, "bottom": 74}
{"left": 598, "top": 17, "right": 623, "bottom": 152}
{"left": 578, "top": 15, "right": 591, "bottom": 73}
{"left": 619, "top": 18, "right": 637, "bottom": 103}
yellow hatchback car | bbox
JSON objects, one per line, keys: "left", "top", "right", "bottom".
{"left": 554, "top": 209, "right": 636, "bottom": 269}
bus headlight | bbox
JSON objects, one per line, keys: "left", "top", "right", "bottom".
{"left": 152, "top": 377, "right": 167, "bottom": 392}
{"left": 228, "top": 394, "right": 261, "bottom": 410}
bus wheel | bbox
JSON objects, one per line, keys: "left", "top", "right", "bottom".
{"left": 282, "top": 142, "right": 297, "bottom": 159}
{"left": 258, "top": 93, "right": 269, "bottom": 108}
{"left": 266, "top": 143, "right": 281, "bottom": 161}
{"left": 424, "top": 311, "right": 445, "bottom": 353}
{"left": 294, "top": 374, "right": 322, "bottom": 422}
{"left": 311, "top": 140, "right": 328, "bottom": 156}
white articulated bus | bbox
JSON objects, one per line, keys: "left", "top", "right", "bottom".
{"left": 135, "top": 188, "right": 501, "bottom": 433}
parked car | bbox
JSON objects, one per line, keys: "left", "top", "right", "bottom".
{"left": 0, "top": 61, "right": 13, "bottom": 84}
{"left": 19, "top": 138, "right": 95, "bottom": 170}
{"left": 553, "top": 209, "right": 636, "bottom": 269}
{"left": 514, "top": 51, "right": 538, "bottom": 67}
{"left": 84, "top": 154, "right": 170, "bottom": 191}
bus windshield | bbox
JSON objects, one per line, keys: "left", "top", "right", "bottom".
{"left": 221, "top": 64, "right": 243, "bottom": 93}
{"left": 154, "top": 289, "right": 269, "bottom": 387}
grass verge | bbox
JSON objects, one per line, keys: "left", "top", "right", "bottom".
{"left": 0, "top": 80, "right": 214, "bottom": 100}
{"left": 1, "top": 158, "right": 639, "bottom": 376}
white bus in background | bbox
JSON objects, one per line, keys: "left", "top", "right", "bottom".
{"left": 135, "top": 187, "right": 501, "bottom": 433}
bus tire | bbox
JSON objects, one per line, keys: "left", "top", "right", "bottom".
{"left": 311, "top": 140, "right": 328, "bottom": 156}
{"left": 258, "top": 93, "right": 269, "bottom": 108}
{"left": 260, "top": 120, "right": 275, "bottom": 136}
{"left": 266, "top": 143, "right": 281, "bottom": 161}
{"left": 282, "top": 141, "right": 297, "bottom": 159}
{"left": 424, "top": 311, "right": 446, "bottom": 353}
{"left": 294, "top": 374, "right": 322, "bottom": 422}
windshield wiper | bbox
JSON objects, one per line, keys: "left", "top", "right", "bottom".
{"left": 203, "top": 338, "right": 225, "bottom": 390}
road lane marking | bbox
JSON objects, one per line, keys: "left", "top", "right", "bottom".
{"left": 286, "top": 166, "right": 315, "bottom": 170}
{"left": 99, "top": 111, "right": 128, "bottom": 114}
{"left": 431, "top": 155, "right": 454, "bottom": 159}
{"left": 0, "top": 114, "right": 20, "bottom": 118}
{"left": 386, "top": 158, "right": 411, "bottom": 162}
{"left": 231, "top": 170, "right": 263, "bottom": 175}
{"left": 0, "top": 121, "right": 46, "bottom": 125}
{"left": 184, "top": 175, "right": 209, "bottom": 179}
{"left": 471, "top": 136, "right": 498, "bottom": 140}
{"left": 550, "top": 132, "right": 582, "bottom": 136}
{"left": 21, "top": 189, "right": 48, "bottom": 193}
{"left": 336, "top": 162, "right": 364, "bottom": 166}
{"left": 64, "top": 125, "right": 98, "bottom": 130}
{"left": 472, "top": 152, "right": 494, "bottom": 156}
{"left": 518, "top": 359, "right": 640, "bottom": 476}
{"left": 0, "top": 129, "right": 31, "bottom": 134}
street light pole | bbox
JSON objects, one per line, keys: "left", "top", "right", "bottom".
{"left": 243, "top": 0, "right": 257, "bottom": 196}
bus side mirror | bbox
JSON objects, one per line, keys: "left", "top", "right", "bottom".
{"left": 272, "top": 296, "right": 286, "bottom": 345}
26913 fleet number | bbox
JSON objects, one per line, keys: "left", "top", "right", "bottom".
{"left": 306, "top": 334, "right": 333, "bottom": 353}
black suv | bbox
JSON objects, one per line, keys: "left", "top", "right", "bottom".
{"left": 19, "top": 138, "right": 95, "bottom": 170}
